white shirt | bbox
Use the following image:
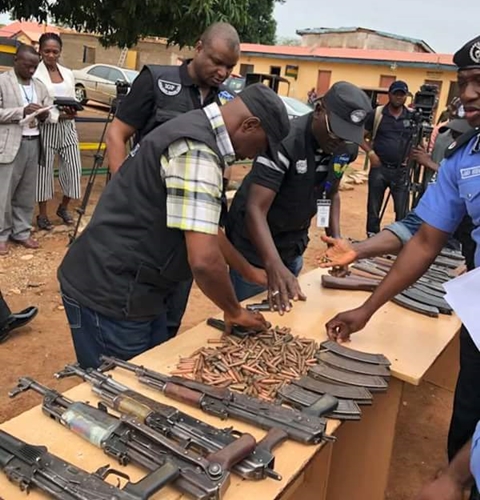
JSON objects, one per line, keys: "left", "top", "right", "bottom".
{"left": 18, "top": 82, "right": 39, "bottom": 136}
{"left": 52, "top": 81, "right": 68, "bottom": 97}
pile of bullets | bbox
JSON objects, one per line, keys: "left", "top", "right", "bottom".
{"left": 172, "top": 326, "right": 318, "bottom": 401}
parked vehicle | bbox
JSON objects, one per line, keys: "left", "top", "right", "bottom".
{"left": 280, "top": 95, "right": 313, "bottom": 119}
{"left": 225, "top": 75, "right": 312, "bottom": 119}
{"left": 73, "top": 64, "right": 139, "bottom": 105}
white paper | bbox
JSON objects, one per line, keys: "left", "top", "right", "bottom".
{"left": 19, "top": 105, "right": 54, "bottom": 126}
{"left": 443, "top": 267, "right": 480, "bottom": 350}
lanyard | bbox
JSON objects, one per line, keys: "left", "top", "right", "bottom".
{"left": 21, "top": 83, "right": 35, "bottom": 104}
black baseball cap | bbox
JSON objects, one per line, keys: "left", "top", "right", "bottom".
{"left": 238, "top": 83, "right": 290, "bottom": 161}
{"left": 439, "top": 118, "right": 472, "bottom": 135}
{"left": 389, "top": 80, "right": 409, "bottom": 94}
{"left": 453, "top": 35, "right": 480, "bottom": 70}
{"left": 322, "top": 81, "right": 372, "bottom": 144}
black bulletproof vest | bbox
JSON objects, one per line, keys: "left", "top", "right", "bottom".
{"left": 227, "top": 114, "right": 356, "bottom": 267}
{"left": 140, "top": 65, "right": 232, "bottom": 139}
{"left": 58, "top": 110, "right": 225, "bottom": 321}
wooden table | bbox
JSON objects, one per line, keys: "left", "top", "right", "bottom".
{"left": 0, "top": 269, "right": 460, "bottom": 500}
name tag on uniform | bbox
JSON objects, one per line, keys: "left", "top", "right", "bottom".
{"left": 317, "top": 199, "right": 331, "bottom": 228}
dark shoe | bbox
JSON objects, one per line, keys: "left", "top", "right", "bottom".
{"left": 0, "top": 306, "right": 38, "bottom": 342}
{"left": 56, "top": 205, "right": 74, "bottom": 225}
{"left": 0, "top": 241, "right": 8, "bottom": 255}
{"left": 10, "top": 237, "right": 39, "bottom": 249}
{"left": 37, "top": 215, "right": 54, "bottom": 231}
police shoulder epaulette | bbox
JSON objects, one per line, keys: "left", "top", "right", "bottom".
{"left": 444, "top": 128, "right": 480, "bottom": 158}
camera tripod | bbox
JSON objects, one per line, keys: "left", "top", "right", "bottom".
{"left": 69, "top": 96, "right": 126, "bottom": 244}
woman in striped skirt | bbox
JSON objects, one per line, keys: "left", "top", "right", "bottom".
{"left": 34, "top": 33, "right": 82, "bottom": 229}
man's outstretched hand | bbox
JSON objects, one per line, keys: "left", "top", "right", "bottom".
{"left": 317, "top": 235, "right": 358, "bottom": 270}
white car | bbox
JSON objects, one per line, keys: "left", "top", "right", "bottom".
{"left": 73, "top": 64, "right": 139, "bottom": 105}
{"left": 280, "top": 96, "right": 313, "bottom": 120}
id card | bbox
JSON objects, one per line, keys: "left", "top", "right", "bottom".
{"left": 316, "top": 199, "right": 331, "bottom": 228}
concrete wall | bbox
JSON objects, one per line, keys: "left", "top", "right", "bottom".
{"left": 59, "top": 32, "right": 194, "bottom": 71}
{"left": 235, "top": 54, "right": 457, "bottom": 117}
{"left": 300, "top": 32, "right": 426, "bottom": 53}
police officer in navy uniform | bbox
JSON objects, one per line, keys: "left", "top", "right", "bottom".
{"left": 226, "top": 82, "right": 372, "bottom": 312}
{"left": 324, "top": 35, "right": 480, "bottom": 500}
{"left": 105, "top": 22, "right": 239, "bottom": 339}
{"left": 363, "top": 80, "right": 414, "bottom": 236}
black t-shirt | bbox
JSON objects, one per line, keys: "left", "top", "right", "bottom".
{"left": 365, "top": 105, "right": 413, "bottom": 166}
{"left": 227, "top": 114, "right": 357, "bottom": 267}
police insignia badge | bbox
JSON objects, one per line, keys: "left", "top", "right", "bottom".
{"left": 333, "top": 154, "right": 350, "bottom": 178}
{"left": 470, "top": 41, "right": 480, "bottom": 64}
{"left": 218, "top": 90, "right": 235, "bottom": 106}
{"left": 295, "top": 159, "right": 307, "bottom": 174}
{"left": 158, "top": 79, "right": 182, "bottom": 96}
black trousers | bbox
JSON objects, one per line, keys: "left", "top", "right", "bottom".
{"left": 0, "top": 291, "right": 11, "bottom": 328}
{"left": 366, "top": 165, "right": 409, "bottom": 235}
{"left": 448, "top": 325, "right": 480, "bottom": 459}
{"left": 447, "top": 325, "right": 480, "bottom": 499}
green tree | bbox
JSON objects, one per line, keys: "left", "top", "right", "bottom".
{"left": 237, "top": 0, "right": 284, "bottom": 45}
{"left": 0, "top": 0, "right": 253, "bottom": 47}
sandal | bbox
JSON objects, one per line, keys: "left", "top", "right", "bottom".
{"left": 56, "top": 205, "right": 74, "bottom": 225}
{"left": 36, "top": 215, "right": 53, "bottom": 231}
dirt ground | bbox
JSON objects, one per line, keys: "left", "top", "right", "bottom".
{"left": 0, "top": 111, "right": 454, "bottom": 498}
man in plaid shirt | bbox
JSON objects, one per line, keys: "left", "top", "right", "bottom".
{"left": 58, "top": 84, "right": 290, "bottom": 368}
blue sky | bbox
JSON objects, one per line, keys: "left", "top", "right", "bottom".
{"left": 274, "top": 0, "right": 479, "bottom": 53}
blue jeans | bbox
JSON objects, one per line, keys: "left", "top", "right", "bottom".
{"left": 62, "top": 293, "right": 169, "bottom": 369}
{"left": 230, "top": 256, "right": 304, "bottom": 302}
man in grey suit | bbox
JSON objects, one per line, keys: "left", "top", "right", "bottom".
{"left": 0, "top": 45, "right": 52, "bottom": 255}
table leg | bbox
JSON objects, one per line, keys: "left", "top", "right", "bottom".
{"left": 280, "top": 441, "right": 333, "bottom": 500}
{"left": 425, "top": 328, "right": 460, "bottom": 392}
{"left": 326, "top": 377, "right": 403, "bottom": 500}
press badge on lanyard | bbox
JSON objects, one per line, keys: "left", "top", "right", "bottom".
{"left": 317, "top": 191, "right": 331, "bottom": 228}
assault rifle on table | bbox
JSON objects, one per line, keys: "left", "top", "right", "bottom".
{"left": 99, "top": 356, "right": 335, "bottom": 445}
{"left": 9, "top": 377, "right": 247, "bottom": 500}
{"left": 0, "top": 428, "right": 178, "bottom": 499}
{"left": 55, "top": 363, "right": 283, "bottom": 481}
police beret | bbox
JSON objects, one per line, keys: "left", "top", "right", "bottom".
{"left": 453, "top": 35, "right": 480, "bottom": 70}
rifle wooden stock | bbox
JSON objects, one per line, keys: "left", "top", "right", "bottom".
{"left": 257, "top": 428, "right": 289, "bottom": 453}
{"left": 207, "top": 434, "right": 256, "bottom": 473}
{"left": 164, "top": 382, "right": 203, "bottom": 407}
{"left": 321, "top": 275, "right": 379, "bottom": 292}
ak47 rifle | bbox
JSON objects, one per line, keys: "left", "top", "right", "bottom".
{"left": 9, "top": 377, "right": 252, "bottom": 500}
{"left": 55, "top": 363, "right": 284, "bottom": 481}
{"left": 0, "top": 428, "right": 178, "bottom": 500}
{"left": 99, "top": 356, "right": 335, "bottom": 445}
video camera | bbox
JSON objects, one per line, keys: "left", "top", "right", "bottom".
{"left": 412, "top": 84, "right": 439, "bottom": 123}
{"left": 115, "top": 79, "right": 131, "bottom": 97}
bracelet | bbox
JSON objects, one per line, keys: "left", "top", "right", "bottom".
{"left": 367, "top": 150, "right": 375, "bottom": 157}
